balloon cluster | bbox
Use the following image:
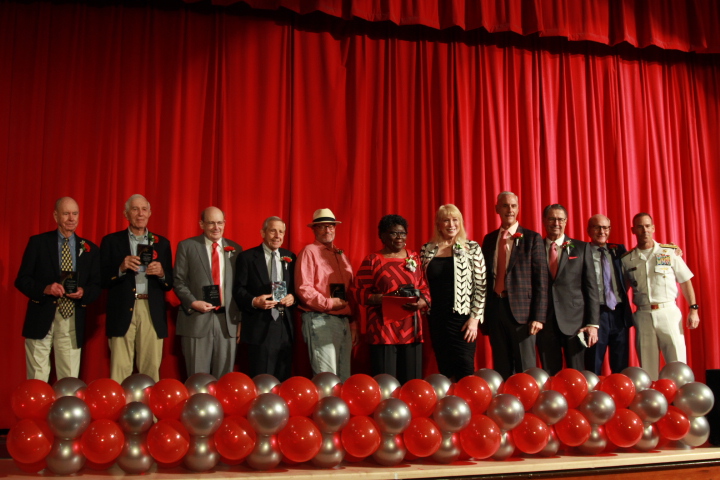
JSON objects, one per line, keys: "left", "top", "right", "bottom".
{"left": 6, "top": 362, "right": 714, "bottom": 474}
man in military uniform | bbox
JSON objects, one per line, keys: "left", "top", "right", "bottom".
{"left": 621, "top": 213, "right": 699, "bottom": 379}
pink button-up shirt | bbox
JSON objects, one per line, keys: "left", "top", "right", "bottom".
{"left": 296, "top": 240, "right": 354, "bottom": 316}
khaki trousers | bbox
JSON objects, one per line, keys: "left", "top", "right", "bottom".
{"left": 25, "top": 309, "right": 80, "bottom": 381}
{"left": 109, "top": 299, "right": 163, "bottom": 382}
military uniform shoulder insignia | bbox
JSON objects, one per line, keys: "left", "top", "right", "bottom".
{"left": 659, "top": 244, "right": 678, "bottom": 249}
{"left": 620, "top": 250, "right": 633, "bottom": 259}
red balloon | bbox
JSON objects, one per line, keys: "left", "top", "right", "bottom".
{"left": 7, "top": 419, "right": 53, "bottom": 464}
{"left": 147, "top": 419, "right": 190, "bottom": 464}
{"left": 278, "top": 377, "right": 319, "bottom": 417}
{"left": 511, "top": 413, "right": 550, "bottom": 454}
{"left": 458, "top": 415, "right": 501, "bottom": 459}
{"left": 84, "top": 459, "right": 117, "bottom": 470}
{"left": 597, "top": 374, "right": 636, "bottom": 408}
{"left": 214, "top": 416, "right": 256, "bottom": 461}
{"left": 656, "top": 406, "right": 691, "bottom": 441}
{"left": 398, "top": 379, "right": 438, "bottom": 418}
{"left": 278, "top": 416, "right": 323, "bottom": 463}
{"left": 11, "top": 380, "right": 56, "bottom": 421}
{"left": 215, "top": 372, "right": 257, "bottom": 416}
{"left": 341, "top": 416, "right": 381, "bottom": 458}
{"left": 554, "top": 409, "right": 591, "bottom": 447}
{"left": 501, "top": 373, "right": 540, "bottom": 410}
{"left": 344, "top": 452, "right": 366, "bottom": 462}
{"left": 219, "top": 455, "right": 244, "bottom": 466}
{"left": 340, "top": 374, "right": 382, "bottom": 416}
{"left": 652, "top": 379, "right": 678, "bottom": 404}
{"left": 13, "top": 458, "right": 47, "bottom": 473}
{"left": 402, "top": 417, "right": 442, "bottom": 457}
{"left": 549, "top": 369, "right": 588, "bottom": 409}
{"left": 453, "top": 376, "right": 492, "bottom": 414}
{"left": 149, "top": 379, "right": 189, "bottom": 420}
{"left": 80, "top": 419, "right": 125, "bottom": 464}
{"left": 85, "top": 379, "right": 126, "bottom": 421}
{"left": 605, "top": 408, "right": 643, "bottom": 448}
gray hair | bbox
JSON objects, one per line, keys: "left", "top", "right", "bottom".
{"left": 124, "top": 194, "right": 151, "bottom": 212}
{"left": 262, "top": 216, "right": 285, "bottom": 231}
{"left": 497, "top": 191, "right": 517, "bottom": 202}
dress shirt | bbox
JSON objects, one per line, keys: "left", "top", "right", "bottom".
{"left": 57, "top": 230, "right": 77, "bottom": 270}
{"left": 262, "top": 243, "right": 282, "bottom": 281}
{"left": 591, "top": 245, "right": 620, "bottom": 306}
{"left": 296, "top": 240, "right": 353, "bottom": 316}
{"left": 544, "top": 235, "right": 565, "bottom": 261}
{"left": 204, "top": 236, "right": 225, "bottom": 293}
{"left": 493, "top": 222, "right": 520, "bottom": 278}
{"left": 127, "top": 228, "right": 148, "bottom": 294}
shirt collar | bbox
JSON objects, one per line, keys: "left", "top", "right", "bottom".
{"left": 262, "top": 243, "right": 278, "bottom": 256}
{"left": 57, "top": 230, "right": 75, "bottom": 242}
{"left": 500, "top": 222, "right": 520, "bottom": 236}
{"left": 205, "top": 236, "right": 223, "bottom": 247}
{"left": 127, "top": 227, "right": 147, "bottom": 241}
{"left": 546, "top": 234, "right": 565, "bottom": 247}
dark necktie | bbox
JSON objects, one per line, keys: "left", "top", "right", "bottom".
{"left": 58, "top": 238, "right": 74, "bottom": 318}
{"left": 599, "top": 247, "right": 618, "bottom": 310}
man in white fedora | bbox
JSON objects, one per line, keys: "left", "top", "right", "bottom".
{"left": 295, "top": 208, "right": 357, "bottom": 381}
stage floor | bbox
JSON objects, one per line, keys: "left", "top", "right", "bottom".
{"left": 3, "top": 447, "right": 720, "bottom": 479}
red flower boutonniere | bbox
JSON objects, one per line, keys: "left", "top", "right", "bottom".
{"left": 79, "top": 240, "right": 90, "bottom": 256}
{"left": 562, "top": 241, "right": 575, "bottom": 250}
{"left": 512, "top": 232, "right": 523, "bottom": 246}
{"left": 224, "top": 246, "right": 235, "bottom": 252}
{"left": 335, "top": 249, "right": 344, "bottom": 255}
{"left": 608, "top": 244, "right": 618, "bottom": 250}
{"left": 405, "top": 256, "right": 418, "bottom": 272}
{"left": 148, "top": 232, "right": 157, "bottom": 245}
{"left": 281, "top": 256, "right": 292, "bottom": 263}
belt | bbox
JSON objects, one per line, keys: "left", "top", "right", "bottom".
{"left": 637, "top": 301, "right": 675, "bottom": 311}
{"left": 494, "top": 291, "right": 508, "bottom": 299}
{"left": 134, "top": 294, "right": 149, "bottom": 300}
{"left": 601, "top": 302, "right": 623, "bottom": 312}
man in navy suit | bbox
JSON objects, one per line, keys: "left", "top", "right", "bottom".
{"left": 101, "top": 194, "right": 173, "bottom": 382}
{"left": 234, "top": 216, "right": 296, "bottom": 381}
{"left": 537, "top": 204, "right": 599, "bottom": 375}
{"left": 584, "top": 214, "right": 634, "bottom": 374}
{"left": 481, "top": 192, "right": 548, "bottom": 379}
{"left": 15, "top": 197, "right": 101, "bottom": 381}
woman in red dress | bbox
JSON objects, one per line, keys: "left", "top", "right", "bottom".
{"left": 352, "top": 214, "right": 430, "bottom": 384}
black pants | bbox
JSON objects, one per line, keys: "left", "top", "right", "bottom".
{"left": 428, "top": 312, "right": 476, "bottom": 380}
{"left": 486, "top": 295, "right": 537, "bottom": 380}
{"left": 584, "top": 304, "right": 629, "bottom": 374}
{"left": 369, "top": 343, "right": 422, "bottom": 385}
{"left": 246, "top": 316, "right": 294, "bottom": 381}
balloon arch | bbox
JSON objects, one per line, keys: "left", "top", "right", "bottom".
{"left": 6, "top": 363, "right": 714, "bottom": 474}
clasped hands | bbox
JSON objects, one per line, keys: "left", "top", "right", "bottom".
{"left": 120, "top": 255, "right": 164, "bottom": 277}
{"left": 44, "top": 283, "right": 84, "bottom": 299}
{"left": 253, "top": 293, "right": 295, "bottom": 309}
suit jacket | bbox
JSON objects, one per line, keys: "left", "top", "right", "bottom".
{"left": 173, "top": 235, "right": 242, "bottom": 337}
{"left": 15, "top": 231, "right": 101, "bottom": 344}
{"left": 605, "top": 243, "right": 634, "bottom": 328}
{"left": 100, "top": 229, "right": 173, "bottom": 338}
{"left": 481, "top": 225, "right": 548, "bottom": 325}
{"left": 547, "top": 237, "right": 600, "bottom": 336}
{"left": 233, "top": 245, "right": 296, "bottom": 345}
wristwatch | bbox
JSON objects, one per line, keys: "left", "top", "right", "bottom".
{"left": 689, "top": 304, "right": 699, "bottom": 310}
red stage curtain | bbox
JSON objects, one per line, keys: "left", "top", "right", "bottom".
{"left": 1, "top": 0, "right": 719, "bottom": 429}
{"left": 190, "top": 0, "right": 720, "bottom": 53}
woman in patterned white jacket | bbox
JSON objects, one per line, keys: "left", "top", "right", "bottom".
{"left": 420, "top": 204, "right": 486, "bottom": 380}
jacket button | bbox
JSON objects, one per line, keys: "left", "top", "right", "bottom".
{"left": 130, "top": 308, "right": 133, "bottom": 312}
{"left": 132, "top": 288, "right": 136, "bottom": 292}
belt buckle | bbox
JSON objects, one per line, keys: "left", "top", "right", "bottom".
{"left": 651, "top": 304, "right": 660, "bottom": 310}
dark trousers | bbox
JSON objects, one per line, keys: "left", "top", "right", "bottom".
{"left": 584, "top": 304, "right": 630, "bottom": 375}
{"left": 537, "top": 313, "right": 585, "bottom": 376}
{"left": 428, "top": 312, "right": 476, "bottom": 380}
{"left": 246, "top": 315, "right": 293, "bottom": 382}
{"left": 369, "top": 343, "right": 422, "bottom": 385}
{"left": 486, "top": 295, "right": 537, "bottom": 380}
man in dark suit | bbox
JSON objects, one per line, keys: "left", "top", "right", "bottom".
{"left": 481, "top": 192, "right": 548, "bottom": 379}
{"left": 234, "top": 216, "right": 296, "bottom": 381}
{"left": 537, "top": 204, "right": 599, "bottom": 375}
{"left": 15, "top": 197, "right": 101, "bottom": 381}
{"left": 174, "top": 206, "right": 242, "bottom": 379}
{"left": 100, "top": 194, "right": 173, "bottom": 382}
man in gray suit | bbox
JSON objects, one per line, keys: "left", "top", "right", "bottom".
{"left": 174, "top": 206, "right": 242, "bottom": 378}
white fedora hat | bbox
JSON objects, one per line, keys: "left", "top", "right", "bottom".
{"left": 307, "top": 208, "right": 342, "bottom": 227}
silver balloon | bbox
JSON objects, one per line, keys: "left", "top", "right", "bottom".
{"left": 312, "top": 432, "right": 345, "bottom": 468}
{"left": 374, "top": 373, "right": 401, "bottom": 400}
{"left": 185, "top": 373, "right": 217, "bottom": 396}
{"left": 312, "top": 372, "right": 342, "bottom": 399}
{"left": 538, "top": 427, "right": 560, "bottom": 456}
{"left": 118, "top": 402, "right": 154, "bottom": 434}
{"left": 246, "top": 434, "right": 281, "bottom": 471}
{"left": 372, "top": 434, "right": 406, "bottom": 466}
{"left": 183, "top": 435, "right": 219, "bottom": 472}
{"left": 432, "top": 432, "right": 462, "bottom": 463}
{"left": 47, "top": 395, "right": 91, "bottom": 439}
{"left": 433, "top": 395, "right": 471, "bottom": 433}
{"left": 683, "top": 415, "right": 710, "bottom": 447}
{"left": 425, "top": 374, "right": 453, "bottom": 400}
{"left": 373, "top": 398, "right": 411, "bottom": 434}
{"left": 247, "top": 393, "right": 289, "bottom": 436}
{"left": 634, "top": 423, "right": 660, "bottom": 452}
{"left": 581, "top": 370, "right": 600, "bottom": 391}
{"left": 53, "top": 377, "right": 87, "bottom": 399}
{"left": 121, "top": 374, "right": 155, "bottom": 404}
{"left": 532, "top": 390, "right": 568, "bottom": 426}
{"left": 181, "top": 393, "right": 224, "bottom": 436}
{"left": 578, "top": 391, "right": 616, "bottom": 425}
{"left": 674, "top": 382, "right": 715, "bottom": 417}
{"left": 117, "top": 433, "right": 153, "bottom": 474}
{"left": 474, "top": 368, "right": 503, "bottom": 395}
{"left": 668, "top": 439, "right": 694, "bottom": 450}
{"left": 629, "top": 389, "right": 668, "bottom": 423}
{"left": 659, "top": 361, "right": 695, "bottom": 388}
{"left": 524, "top": 367, "right": 550, "bottom": 391}
{"left": 622, "top": 366, "right": 653, "bottom": 391}
{"left": 486, "top": 394, "right": 524, "bottom": 431}
{"left": 491, "top": 431, "right": 515, "bottom": 460}
{"left": 577, "top": 424, "right": 607, "bottom": 455}
{"left": 253, "top": 374, "right": 281, "bottom": 394}
{"left": 313, "top": 396, "right": 351, "bottom": 433}
{"left": 46, "top": 438, "right": 85, "bottom": 475}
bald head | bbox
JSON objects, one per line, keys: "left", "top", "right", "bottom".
{"left": 200, "top": 206, "right": 226, "bottom": 242}
{"left": 587, "top": 214, "right": 611, "bottom": 246}
{"left": 54, "top": 197, "right": 80, "bottom": 238}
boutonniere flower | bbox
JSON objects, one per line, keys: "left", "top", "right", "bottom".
{"left": 335, "top": 249, "right": 344, "bottom": 255}
{"left": 148, "top": 232, "right": 157, "bottom": 245}
{"left": 224, "top": 246, "right": 236, "bottom": 257}
{"left": 453, "top": 242, "right": 465, "bottom": 257}
{"left": 608, "top": 244, "right": 618, "bottom": 250}
{"left": 281, "top": 256, "right": 292, "bottom": 263}
{"left": 405, "top": 257, "right": 418, "bottom": 272}
{"left": 562, "top": 241, "right": 574, "bottom": 250}
{"left": 512, "top": 232, "right": 523, "bottom": 246}
{"left": 79, "top": 240, "right": 90, "bottom": 256}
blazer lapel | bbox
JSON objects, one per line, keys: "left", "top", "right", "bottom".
{"left": 195, "top": 237, "right": 213, "bottom": 282}
{"left": 506, "top": 227, "right": 521, "bottom": 272}
{"left": 48, "top": 233, "right": 61, "bottom": 278}
{"left": 253, "top": 247, "right": 271, "bottom": 284}
{"left": 556, "top": 237, "right": 571, "bottom": 275}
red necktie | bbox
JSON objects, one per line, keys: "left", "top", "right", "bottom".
{"left": 549, "top": 242, "right": 559, "bottom": 279}
{"left": 212, "top": 242, "right": 222, "bottom": 305}
{"left": 494, "top": 230, "right": 510, "bottom": 295}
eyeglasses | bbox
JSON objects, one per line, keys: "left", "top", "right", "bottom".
{"left": 204, "top": 221, "right": 226, "bottom": 227}
{"left": 591, "top": 225, "right": 611, "bottom": 231}
{"left": 546, "top": 218, "right": 567, "bottom": 224}
{"left": 386, "top": 231, "right": 407, "bottom": 238}
{"left": 314, "top": 224, "right": 336, "bottom": 230}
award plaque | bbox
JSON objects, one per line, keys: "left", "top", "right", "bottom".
{"left": 60, "top": 271, "right": 78, "bottom": 294}
{"left": 137, "top": 244, "right": 154, "bottom": 265}
{"left": 272, "top": 281, "right": 287, "bottom": 302}
{"left": 329, "top": 283, "right": 346, "bottom": 300}
{"left": 202, "top": 285, "right": 221, "bottom": 307}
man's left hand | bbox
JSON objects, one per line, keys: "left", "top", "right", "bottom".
{"left": 580, "top": 326, "right": 599, "bottom": 347}
{"left": 146, "top": 261, "right": 164, "bottom": 277}
{"left": 65, "top": 287, "right": 84, "bottom": 299}
{"left": 687, "top": 310, "right": 700, "bottom": 329}
{"left": 280, "top": 294, "right": 295, "bottom": 307}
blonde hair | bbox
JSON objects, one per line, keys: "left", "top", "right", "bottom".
{"left": 430, "top": 204, "right": 468, "bottom": 246}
